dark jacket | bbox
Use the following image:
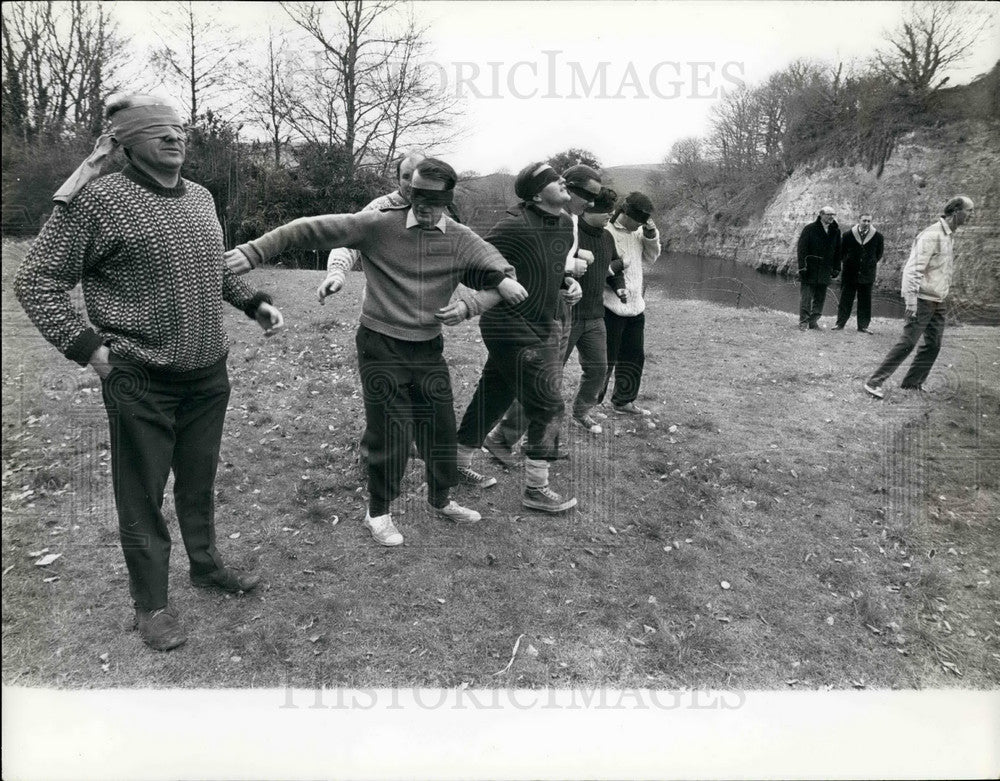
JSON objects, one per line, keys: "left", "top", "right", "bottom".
{"left": 574, "top": 219, "right": 623, "bottom": 320}
{"left": 797, "top": 217, "right": 842, "bottom": 285}
{"left": 839, "top": 226, "right": 884, "bottom": 285}
{"left": 479, "top": 203, "right": 574, "bottom": 347}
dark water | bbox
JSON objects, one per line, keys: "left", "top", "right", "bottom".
{"left": 647, "top": 252, "right": 902, "bottom": 321}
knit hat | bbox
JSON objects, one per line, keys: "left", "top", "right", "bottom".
{"left": 514, "top": 162, "right": 560, "bottom": 201}
{"left": 585, "top": 187, "right": 618, "bottom": 214}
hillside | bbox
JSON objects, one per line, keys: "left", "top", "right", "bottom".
{"left": 658, "top": 118, "right": 1000, "bottom": 322}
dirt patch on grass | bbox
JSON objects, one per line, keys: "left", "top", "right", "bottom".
{"left": 3, "top": 238, "right": 997, "bottom": 689}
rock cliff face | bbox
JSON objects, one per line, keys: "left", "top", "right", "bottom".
{"left": 663, "top": 119, "right": 1000, "bottom": 321}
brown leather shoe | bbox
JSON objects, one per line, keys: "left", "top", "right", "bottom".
{"left": 134, "top": 605, "right": 187, "bottom": 651}
{"left": 191, "top": 567, "right": 261, "bottom": 594}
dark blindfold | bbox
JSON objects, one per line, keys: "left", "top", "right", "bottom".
{"left": 410, "top": 186, "right": 454, "bottom": 206}
{"left": 625, "top": 204, "right": 651, "bottom": 223}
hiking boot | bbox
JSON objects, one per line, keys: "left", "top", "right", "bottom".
{"left": 482, "top": 432, "right": 517, "bottom": 467}
{"left": 613, "top": 402, "right": 650, "bottom": 416}
{"left": 863, "top": 382, "right": 885, "bottom": 399}
{"left": 134, "top": 605, "right": 187, "bottom": 652}
{"left": 573, "top": 413, "right": 603, "bottom": 434}
{"left": 191, "top": 567, "right": 260, "bottom": 594}
{"left": 458, "top": 465, "right": 497, "bottom": 488}
{"left": 522, "top": 484, "right": 577, "bottom": 513}
{"left": 364, "top": 512, "right": 403, "bottom": 546}
{"left": 433, "top": 500, "right": 481, "bottom": 524}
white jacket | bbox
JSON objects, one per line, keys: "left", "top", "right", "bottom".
{"left": 901, "top": 218, "right": 955, "bottom": 308}
{"left": 602, "top": 220, "right": 661, "bottom": 316}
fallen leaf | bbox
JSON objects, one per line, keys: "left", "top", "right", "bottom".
{"left": 720, "top": 581, "right": 731, "bottom": 590}
{"left": 229, "top": 532, "right": 240, "bottom": 539}
{"left": 608, "top": 526, "right": 618, "bottom": 535}
{"left": 230, "top": 655, "right": 242, "bottom": 663}
{"left": 525, "top": 644, "right": 539, "bottom": 658}
{"left": 27, "top": 548, "right": 49, "bottom": 558}
{"left": 99, "top": 653, "right": 109, "bottom": 663}
{"left": 309, "top": 634, "right": 322, "bottom": 643}
{"left": 436, "top": 598, "right": 446, "bottom": 604}
{"left": 43, "top": 576, "right": 59, "bottom": 583}
{"left": 34, "top": 553, "right": 62, "bottom": 567}
{"left": 825, "top": 616, "right": 835, "bottom": 626}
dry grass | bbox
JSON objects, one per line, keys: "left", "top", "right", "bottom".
{"left": 2, "top": 237, "right": 998, "bottom": 690}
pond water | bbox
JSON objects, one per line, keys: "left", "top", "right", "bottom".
{"left": 645, "top": 252, "right": 909, "bottom": 321}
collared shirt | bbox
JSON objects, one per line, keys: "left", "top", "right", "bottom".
{"left": 405, "top": 209, "right": 447, "bottom": 233}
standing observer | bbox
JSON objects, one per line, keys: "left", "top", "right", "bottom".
{"left": 796, "top": 206, "right": 842, "bottom": 330}
{"left": 14, "top": 94, "right": 284, "bottom": 652}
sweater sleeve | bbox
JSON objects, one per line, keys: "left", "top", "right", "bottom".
{"left": 641, "top": 229, "right": 661, "bottom": 265}
{"left": 457, "top": 230, "right": 516, "bottom": 291}
{"left": 13, "top": 204, "right": 105, "bottom": 365}
{"left": 236, "top": 212, "right": 374, "bottom": 268}
{"left": 222, "top": 263, "right": 269, "bottom": 316}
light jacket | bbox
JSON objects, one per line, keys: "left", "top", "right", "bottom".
{"left": 901, "top": 218, "right": 956, "bottom": 308}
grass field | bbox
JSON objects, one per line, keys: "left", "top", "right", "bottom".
{"left": 2, "top": 238, "right": 998, "bottom": 690}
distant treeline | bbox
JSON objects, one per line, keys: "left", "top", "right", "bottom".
{"left": 647, "top": 57, "right": 1000, "bottom": 232}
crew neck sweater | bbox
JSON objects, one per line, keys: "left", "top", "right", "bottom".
{"left": 236, "top": 208, "right": 514, "bottom": 341}
{"left": 574, "top": 220, "right": 623, "bottom": 320}
{"left": 478, "top": 203, "right": 575, "bottom": 347}
{"left": 15, "top": 165, "right": 266, "bottom": 371}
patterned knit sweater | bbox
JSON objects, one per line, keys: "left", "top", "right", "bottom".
{"left": 14, "top": 165, "right": 267, "bottom": 371}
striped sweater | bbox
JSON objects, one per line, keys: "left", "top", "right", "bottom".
{"left": 14, "top": 165, "right": 267, "bottom": 371}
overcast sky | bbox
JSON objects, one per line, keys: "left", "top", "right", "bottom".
{"left": 115, "top": 0, "right": 1000, "bottom": 173}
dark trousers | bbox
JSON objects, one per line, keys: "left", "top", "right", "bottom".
{"left": 800, "top": 283, "right": 828, "bottom": 326}
{"left": 836, "top": 279, "right": 873, "bottom": 330}
{"left": 564, "top": 317, "right": 608, "bottom": 416}
{"left": 457, "top": 324, "right": 564, "bottom": 460}
{"left": 356, "top": 326, "right": 458, "bottom": 515}
{"left": 599, "top": 309, "right": 645, "bottom": 406}
{"left": 868, "top": 299, "right": 947, "bottom": 388}
{"left": 101, "top": 358, "right": 229, "bottom": 611}
{"left": 494, "top": 303, "right": 570, "bottom": 446}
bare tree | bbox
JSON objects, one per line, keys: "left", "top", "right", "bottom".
{"left": 149, "top": 1, "right": 246, "bottom": 124}
{"left": 239, "top": 26, "right": 296, "bottom": 168}
{"left": 2, "top": 0, "right": 127, "bottom": 139}
{"left": 876, "top": 1, "right": 983, "bottom": 95}
{"left": 279, "top": 0, "right": 461, "bottom": 179}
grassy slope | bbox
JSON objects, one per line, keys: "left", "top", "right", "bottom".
{"left": 2, "top": 239, "right": 997, "bottom": 689}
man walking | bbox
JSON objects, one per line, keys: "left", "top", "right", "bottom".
{"left": 834, "top": 213, "right": 884, "bottom": 333}
{"left": 228, "top": 159, "right": 526, "bottom": 546}
{"left": 796, "top": 207, "right": 841, "bottom": 330}
{"left": 482, "top": 163, "right": 600, "bottom": 466}
{"left": 864, "top": 196, "right": 975, "bottom": 399}
{"left": 456, "top": 161, "right": 582, "bottom": 513}
{"left": 564, "top": 186, "right": 626, "bottom": 434}
{"left": 598, "top": 191, "right": 661, "bottom": 416}
{"left": 14, "top": 94, "right": 284, "bottom": 652}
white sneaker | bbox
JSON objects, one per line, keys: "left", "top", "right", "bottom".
{"left": 863, "top": 382, "right": 885, "bottom": 400}
{"left": 433, "top": 500, "right": 481, "bottom": 524}
{"left": 364, "top": 513, "right": 403, "bottom": 546}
